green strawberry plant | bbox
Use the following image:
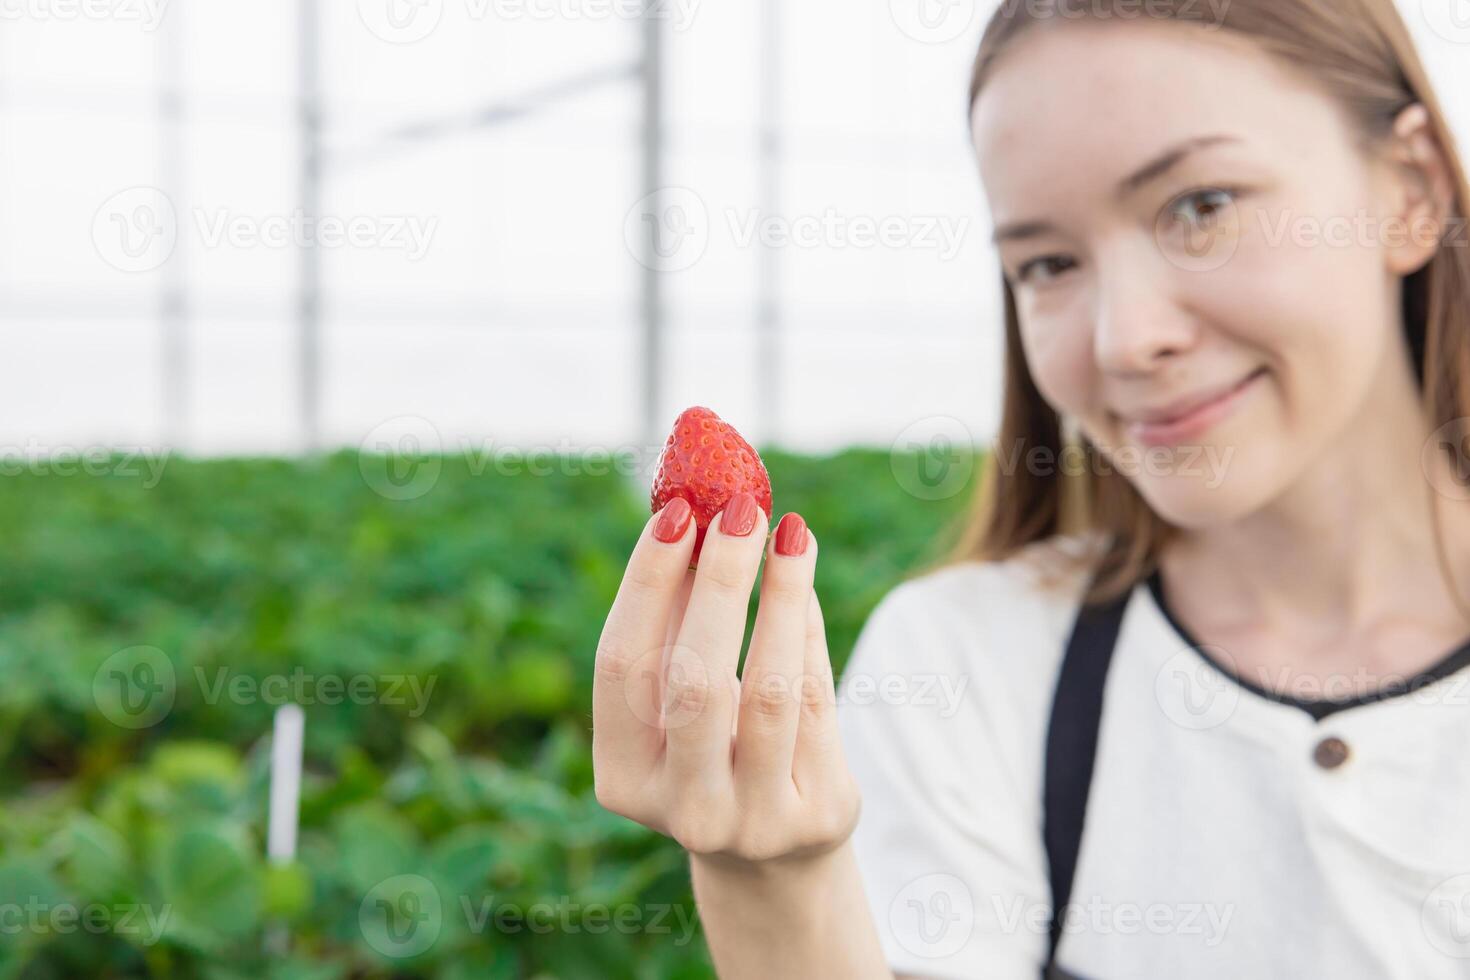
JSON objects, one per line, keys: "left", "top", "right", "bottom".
{"left": 0, "top": 446, "right": 972, "bottom": 978}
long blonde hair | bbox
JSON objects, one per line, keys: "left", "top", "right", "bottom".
{"left": 943, "top": 0, "right": 1470, "bottom": 607}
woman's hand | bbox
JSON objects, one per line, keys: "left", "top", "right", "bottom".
{"left": 592, "top": 491, "right": 861, "bottom": 867}
{"left": 592, "top": 491, "right": 891, "bottom": 978}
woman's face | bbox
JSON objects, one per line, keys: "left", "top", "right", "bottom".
{"left": 971, "top": 20, "right": 1441, "bottom": 528}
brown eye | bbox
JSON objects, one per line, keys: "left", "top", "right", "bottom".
{"left": 1016, "top": 255, "right": 1077, "bottom": 285}
{"left": 1169, "top": 188, "right": 1236, "bottom": 229}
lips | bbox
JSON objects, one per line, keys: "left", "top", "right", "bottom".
{"left": 1116, "top": 368, "right": 1266, "bottom": 447}
{"left": 1121, "top": 369, "right": 1265, "bottom": 425}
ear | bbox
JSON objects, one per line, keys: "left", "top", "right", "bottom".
{"left": 1380, "top": 103, "right": 1457, "bottom": 277}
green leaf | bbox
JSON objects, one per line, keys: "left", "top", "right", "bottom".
{"left": 157, "top": 821, "right": 261, "bottom": 949}
{"left": 332, "top": 802, "right": 422, "bottom": 895}
{"left": 63, "top": 813, "right": 134, "bottom": 903}
{"left": 425, "top": 823, "right": 504, "bottom": 897}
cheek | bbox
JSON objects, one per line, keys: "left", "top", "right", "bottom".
{"left": 1019, "top": 310, "right": 1096, "bottom": 418}
{"left": 1219, "top": 205, "right": 1395, "bottom": 423}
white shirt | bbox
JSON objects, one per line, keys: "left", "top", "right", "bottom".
{"left": 837, "top": 535, "right": 1470, "bottom": 979}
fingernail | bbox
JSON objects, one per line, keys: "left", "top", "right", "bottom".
{"left": 774, "top": 512, "right": 807, "bottom": 557}
{"left": 719, "top": 492, "right": 758, "bottom": 537}
{"left": 653, "top": 497, "right": 692, "bottom": 543}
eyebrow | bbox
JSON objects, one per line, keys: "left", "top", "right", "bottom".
{"left": 990, "top": 134, "right": 1243, "bottom": 246}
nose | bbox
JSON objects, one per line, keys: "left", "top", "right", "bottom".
{"left": 1091, "top": 248, "right": 1198, "bottom": 375}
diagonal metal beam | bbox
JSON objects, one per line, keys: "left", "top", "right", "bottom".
{"left": 331, "top": 62, "right": 639, "bottom": 170}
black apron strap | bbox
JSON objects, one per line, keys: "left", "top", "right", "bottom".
{"left": 1042, "top": 569, "right": 1133, "bottom": 977}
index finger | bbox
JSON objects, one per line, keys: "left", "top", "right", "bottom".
{"left": 593, "top": 498, "right": 695, "bottom": 783}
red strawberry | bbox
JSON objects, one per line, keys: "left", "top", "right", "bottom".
{"left": 650, "top": 406, "right": 773, "bottom": 565}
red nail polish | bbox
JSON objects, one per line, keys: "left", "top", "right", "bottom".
{"left": 774, "top": 512, "right": 807, "bottom": 557}
{"left": 653, "top": 497, "right": 692, "bottom": 543}
{"left": 719, "top": 492, "right": 758, "bottom": 537}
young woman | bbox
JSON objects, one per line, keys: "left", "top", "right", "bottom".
{"left": 593, "top": 0, "right": 1470, "bottom": 976}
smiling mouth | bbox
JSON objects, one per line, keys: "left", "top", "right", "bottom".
{"left": 1118, "top": 367, "right": 1267, "bottom": 446}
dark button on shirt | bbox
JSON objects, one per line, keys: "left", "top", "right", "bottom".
{"left": 1313, "top": 736, "right": 1350, "bottom": 770}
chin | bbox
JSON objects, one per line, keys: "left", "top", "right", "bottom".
{"left": 1129, "top": 461, "right": 1280, "bottom": 530}
{"left": 1137, "top": 486, "right": 1249, "bottom": 530}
